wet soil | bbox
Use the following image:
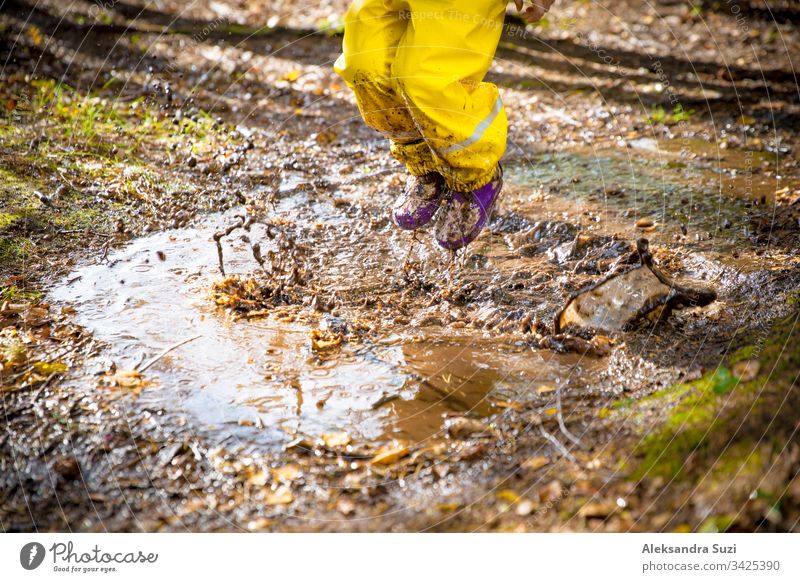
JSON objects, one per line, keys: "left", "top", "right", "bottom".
{"left": 2, "top": 0, "right": 800, "bottom": 532}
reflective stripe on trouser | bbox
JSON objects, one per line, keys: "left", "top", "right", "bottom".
{"left": 334, "top": 0, "right": 508, "bottom": 192}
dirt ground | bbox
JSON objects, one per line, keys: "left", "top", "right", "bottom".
{"left": 2, "top": 0, "right": 800, "bottom": 532}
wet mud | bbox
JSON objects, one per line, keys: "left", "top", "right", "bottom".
{"left": 50, "top": 140, "right": 799, "bottom": 455}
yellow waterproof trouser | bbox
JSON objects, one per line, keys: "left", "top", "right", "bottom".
{"left": 334, "top": 0, "right": 508, "bottom": 192}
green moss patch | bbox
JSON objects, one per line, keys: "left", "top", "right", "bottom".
{"left": 631, "top": 310, "right": 800, "bottom": 488}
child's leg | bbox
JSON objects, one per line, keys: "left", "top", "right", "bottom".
{"left": 334, "top": 0, "right": 439, "bottom": 177}
{"left": 393, "top": 0, "right": 508, "bottom": 192}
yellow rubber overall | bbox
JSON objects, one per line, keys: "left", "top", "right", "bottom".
{"left": 334, "top": 0, "right": 508, "bottom": 192}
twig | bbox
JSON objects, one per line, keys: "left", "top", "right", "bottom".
{"left": 137, "top": 335, "right": 202, "bottom": 373}
{"left": 213, "top": 215, "right": 246, "bottom": 276}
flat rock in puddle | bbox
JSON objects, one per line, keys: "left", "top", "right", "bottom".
{"left": 555, "top": 239, "right": 717, "bottom": 333}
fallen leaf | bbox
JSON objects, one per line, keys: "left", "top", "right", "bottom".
{"left": 496, "top": 489, "right": 521, "bottom": 504}
{"left": 521, "top": 456, "right": 550, "bottom": 471}
{"left": 272, "top": 464, "right": 301, "bottom": 483}
{"left": 578, "top": 501, "right": 617, "bottom": 518}
{"left": 322, "top": 432, "right": 351, "bottom": 448}
{"left": 336, "top": 498, "right": 355, "bottom": 516}
{"left": 112, "top": 369, "right": 143, "bottom": 387}
{"left": 265, "top": 486, "right": 294, "bottom": 505}
{"left": 314, "top": 130, "right": 337, "bottom": 145}
{"left": 371, "top": 442, "right": 409, "bottom": 465}
{"left": 309, "top": 329, "right": 342, "bottom": 351}
{"left": 247, "top": 470, "right": 270, "bottom": 487}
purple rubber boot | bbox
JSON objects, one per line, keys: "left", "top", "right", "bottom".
{"left": 434, "top": 165, "right": 503, "bottom": 250}
{"left": 392, "top": 172, "right": 445, "bottom": 230}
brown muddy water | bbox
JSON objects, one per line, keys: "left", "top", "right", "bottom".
{"left": 49, "top": 196, "right": 598, "bottom": 449}
{"left": 48, "top": 142, "right": 797, "bottom": 451}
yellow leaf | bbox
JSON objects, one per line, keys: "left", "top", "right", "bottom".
{"left": 32, "top": 361, "right": 67, "bottom": 375}
{"left": 27, "top": 25, "right": 43, "bottom": 46}
{"left": 283, "top": 70, "right": 301, "bottom": 82}
{"left": 495, "top": 489, "right": 521, "bottom": 503}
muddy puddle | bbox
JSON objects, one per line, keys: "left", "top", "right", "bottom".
{"left": 50, "top": 206, "right": 598, "bottom": 450}
{"left": 49, "top": 142, "right": 787, "bottom": 451}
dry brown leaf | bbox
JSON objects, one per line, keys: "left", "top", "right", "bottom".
{"left": 371, "top": 442, "right": 409, "bottom": 465}
{"left": 272, "top": 464, "right": 301, "bottom": 483}
{"left": 112, "top": 369, "right": 143, "bottom": 387}
{"left": 247, "top": 470, "right": 270, "bottom": 487}
{"left": 521, "top": 456, "right": 550, "bottom": 471}
{"left": 336, "top": 498, "right": 355, "bottom": 516}
{"left": 310, "top": 329, "right": 342, "bottom": 351}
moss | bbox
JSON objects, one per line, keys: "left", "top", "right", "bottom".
{"left": 728, "top": 344, "right": 757, "bottom": 365}
{"left": 0, "top": 285, "right": 43, "bottom": 302}
{"left": 0, "top": 212, "right": 23, "bottom": 230}
{"left": 0, "top": 237, "right": 35, "bottom": 266}
{"left": 630, "top": 311, "right": 800, "bottom": 483}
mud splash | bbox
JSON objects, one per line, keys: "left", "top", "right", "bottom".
{"left": 48, "top": 142, "right": 780, "bottom": 451}
{"left": 50, "top": 206, "right": 599, "bottom": 449}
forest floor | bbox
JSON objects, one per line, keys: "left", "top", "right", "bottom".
{"left": 2, "top": 0, "right": 800, "bottom": 532}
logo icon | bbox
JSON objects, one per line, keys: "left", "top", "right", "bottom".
{"left": 20, "top": 542, "right": 46, "bottom": 570}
